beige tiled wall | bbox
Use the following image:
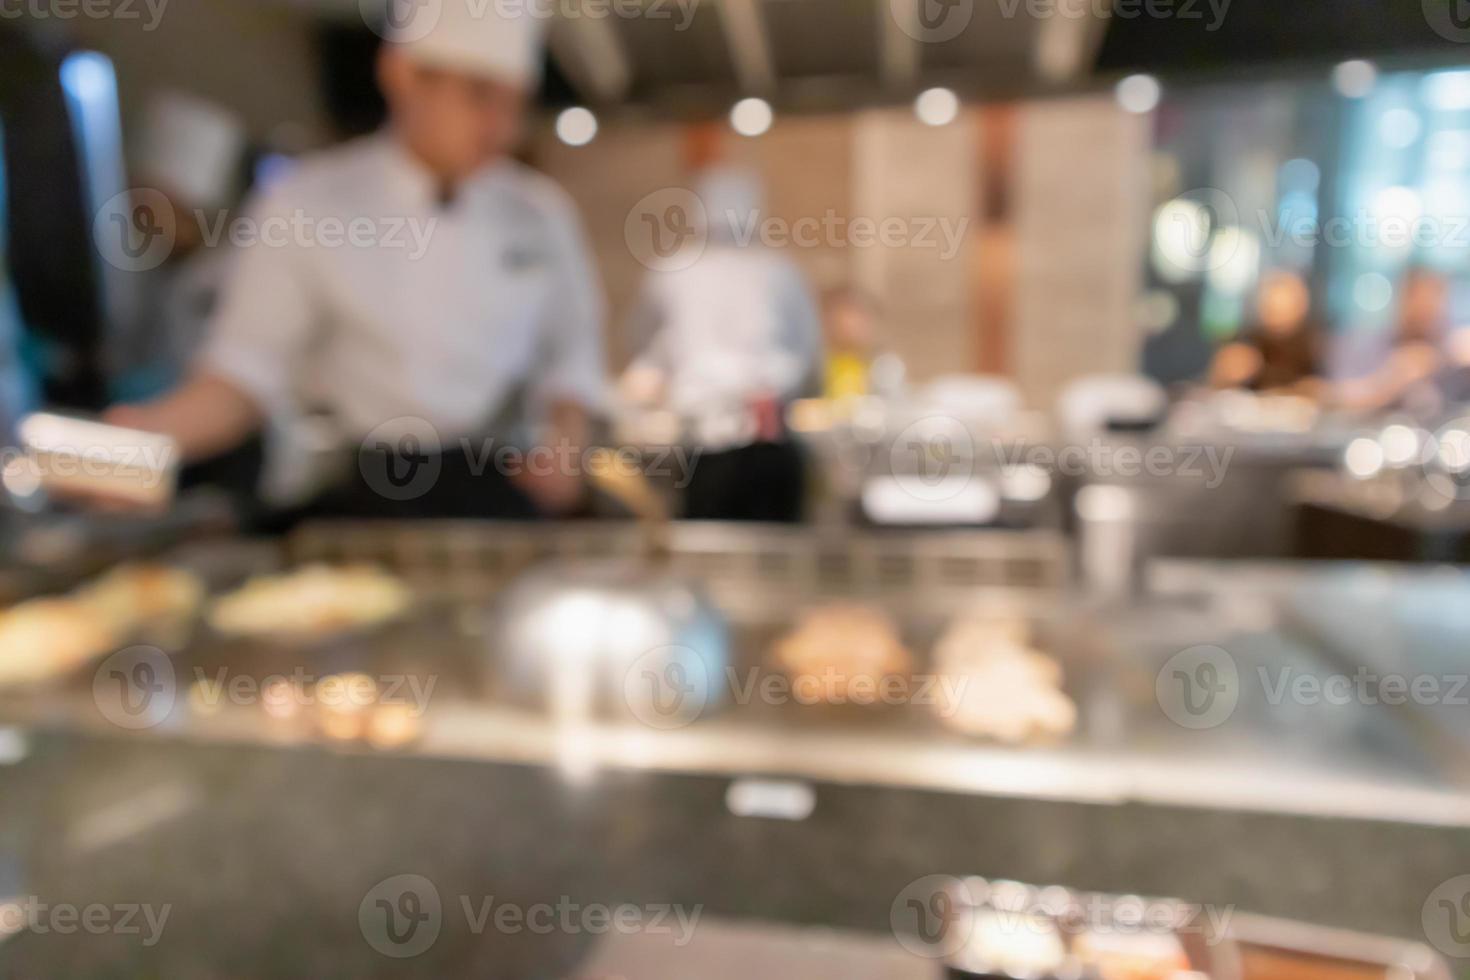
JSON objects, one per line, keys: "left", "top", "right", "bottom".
{"left": 536, "top": 94, "right": 1150, "bottom": 403}
{"left": 726, "top": 115, "right": 856, "bottom": 296}
{"left": 536, "top": 123, "right": 689, "bottom": 366}
{"left": 535, "top": 109, "right": 978, "bottom": 381}
{"left": 850, "top": 107, "right": 978, "bottom": 383}
{"left": 1011, "top": 96, "right": 1152, "bottom": 408}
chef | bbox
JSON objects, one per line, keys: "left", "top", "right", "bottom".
{"left": 618, "top": 166, "right": 821, "bottom": 522}
{"left": 1207, "top": 270, "right": 1324, "bottom": 397}
{"left": 1337, "top": 267, "right": 1452, "bottom": 413}
{"left": 116, "top": 91, "right": 247, "bottom": 402}
{"left": 109, "top": 92, "right": 271, "bottom": 515}
{"left": 105, "top": 1, "right": 606, "bottom": 519}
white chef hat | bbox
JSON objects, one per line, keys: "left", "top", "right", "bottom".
{"left": 385, "top": 0, "right": 546, "bottom": 89}
{"left": 134, "top": 92, "right": 246, "bottom": 210}
{"left": 695, "top": 166, "right": 765, "bottom": 244}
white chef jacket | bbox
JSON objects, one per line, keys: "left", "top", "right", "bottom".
{"left": 626, "top": 245, "right": 821, "bottom": 418}
{"left": 200, "top": 133, "right": 607, "bottom": 444}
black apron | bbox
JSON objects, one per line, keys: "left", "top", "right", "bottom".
{"left": 320, "top": 442, "right": 540, "bottom": 520}
{"left": 681, "top": 438, "right": 806, "bottom": 523}
{"left": 295, "top": 356, "right": 548, "bottom": 523}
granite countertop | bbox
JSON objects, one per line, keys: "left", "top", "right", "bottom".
{"left": 0, "top": 731, "right": 1467, "bottom": 978}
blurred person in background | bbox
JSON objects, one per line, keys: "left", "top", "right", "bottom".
{"left": 1208, "top": 269, "right": 1324, "bottom": 397}
{"left": 820, "top": 286, "right": 905, "bottom": 403}
{"left": 113, "top": 93, "right": 265, "bottom": 513}
{"left": 115, "top": 92, "right": 246, "bottom": 403}
{"left": 618, "top": 166, "right": 821, "bottom": 522}
{"left": 103, "top": 3, "right": 606, "bottom": 520}
{"left": 822, "top": 287, "right": 877, "bottom": 401}
{"left": 1337, "top": 267, "right": 1452, "bottom": 413}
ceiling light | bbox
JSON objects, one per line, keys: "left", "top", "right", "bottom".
{"left": 1116, "top": 74, "right": 1161, "bottom": 114}
{"left": 915, "top": 87, "right": 960, "bottom": 127}
{"left": 555, "top": 107, "right": 598, "bottom": 147}
{"left": 730, "top": 98, "right": 773, "bottom": 137}
{"left": 1333, "top": 60, "right": 1377, "bottom": 99}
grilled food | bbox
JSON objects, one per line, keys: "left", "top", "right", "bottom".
{"left": 772, "top": 605, "right": 912, "bottom": 704}
{"left": 207, "top": 565, "right": 410, "bottom": 638}
{"left": 933, "top": 618, "right": 1076, "bottom": 743}
{"left": 0, "top": 599, "right": 118, "bottom": 685}
{"left": 75, "top": 564, "right": 205, "bottom": 635}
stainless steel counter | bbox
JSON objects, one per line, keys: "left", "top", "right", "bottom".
{"left": 3, "top": 523, "right": 1469, "bottom": 827}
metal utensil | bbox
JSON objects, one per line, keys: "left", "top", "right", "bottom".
{"left": 494, "top": 451, "right": 727, "bottom": 724}
{"left": 493, "top": 557, "right": 730, "bottom": 727}
{"left": 14, "top": 412, "right": 179, "bottom": 510}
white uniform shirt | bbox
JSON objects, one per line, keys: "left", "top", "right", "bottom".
{"left": 200, "top": 134, "right": 607, "bottom": 443}
{"left": 627, "top": 245, "right": 821, "bottom": 417}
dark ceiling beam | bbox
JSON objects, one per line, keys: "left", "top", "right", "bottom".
{"left": 1034, "top": 5, "right": 1110, "bottom": 84}
{"left": 716, "top": 0, "right": 777, "bottom": 94}
{"left": 547, "top": 2, "right": 634, "bottom": 104}
{"left": 880, "top": 0, "right": 921, "bottom": 89}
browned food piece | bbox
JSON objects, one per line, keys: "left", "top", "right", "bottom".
{"left": 76, "top": 564, "right": 205, "bottom": 634}
{"left": 207, "top": 565, "right": 410, "bottom": 639}
{"left": 772, "top": 604, "right": 912, "bottom": 704}
{"left": 0, "top": 599, "right": 119, "bottom": 685}
{"left": 932, "top": 617, "right": 1077, "bottom": 743}
{"left": 1072, "top": 929, "right": 1192, "bottom": 980}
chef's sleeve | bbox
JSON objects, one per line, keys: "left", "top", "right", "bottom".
{"left": 532, "top": 196, "right": 610, "bottom": 414}
{"left": 195, "top": 184, "right": 318, "bottom": 416}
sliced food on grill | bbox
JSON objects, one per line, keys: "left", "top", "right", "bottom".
{"left": 207, "top": 564, "right": 411, "bottom": 638}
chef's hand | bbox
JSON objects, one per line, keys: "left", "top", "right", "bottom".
{"left": 60, "top": 376, "right": 262, "bottom": 515}
{"left": 104, "top": 373, "right": 265, "bottom": 462}
{"left": 617, "top": 363, "right": 666, "bottom": 407}
{"left": 16, "top": 403, "right": 176, "bottom": 517}
{"left": 44, "top": 483, "right": 169, "bottom": 517}
{"left": 102, "top": 402, "right": 163, "bottom": 434}
{"left": 514, "top": 398, "right": 592, "bottom": 517}
{"left": 30, "top": 410, "right": 171, "bottom": 517}
{"left": 512, "top": 465, "right": 587, "bottom": 517}
{"left": 55, "top": 403, "right": 176, "bottom": 516}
